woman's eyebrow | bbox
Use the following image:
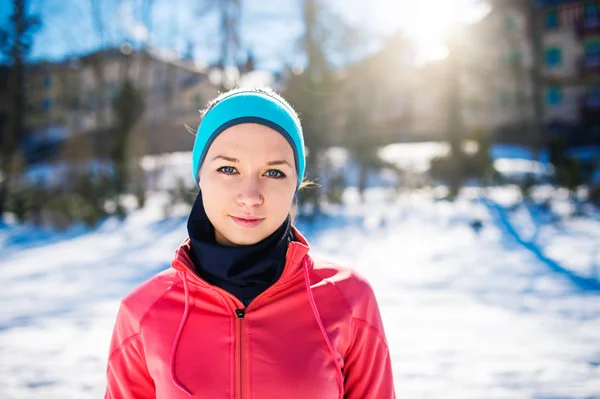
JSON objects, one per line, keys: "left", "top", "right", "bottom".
{"left": 212, "top": 155, "right": 238, "bottom": 162}
{"left": 266, "top": 160, "right": 292, "bottom": 167}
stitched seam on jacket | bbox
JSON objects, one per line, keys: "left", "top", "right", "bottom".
{"left": 351, "top": 318, "right": 389, "bottom": 349}
{"left": 344, "top": 321, "right": 360, "bottom": 360}
{"left": 107, "top": 333, "right": 141, "bottom": 362}
{"left": 138, "top": 278, "right": 183, "bottom": 363}
{"left": 309, "top": 269, "right": 355, "bottom": 359}
{"left": 109, "top": 277, "right": 183, "bottom": 363}
{"left": 309, "top": 268, "right": 387, "bottom": 348}
{"left": 309, "top": 269, "right": 354, "bottom": 317}
{"left": 139, "top": 279, "right": 183, "bottom": 328}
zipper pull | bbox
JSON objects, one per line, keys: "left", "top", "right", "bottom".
{"left": 235, "top": 309, "right": 245, "bottom": 319}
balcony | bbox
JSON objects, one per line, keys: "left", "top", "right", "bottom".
{"left": 575, "top": 14, "right": 600, "bottom": 38}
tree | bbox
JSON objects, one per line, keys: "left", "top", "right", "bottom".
{"left": 549, "top": 135, "right": 584, "bottom": 215}
{"left": 465, "top": 127, "right": 495, "bottom": 185}
{"left": 443, "top": 23, "right": 467, "bottom": 198}
{"left": 193, "top": 0, "right": 242, "bottom": 90}
{"left": 283, "top": 0, "right": 346, "bottom": 216}
{"left": 111, "top": 78, "right": 144, "bottom": 218}
{"left": 344, "top": 91, "right": 388, "bottom": 202}
{"left": 90, "top": 0, "right": 107, "bottom": 131}
{"left": 0, "top": 0, "right": 40, "bottom": 223}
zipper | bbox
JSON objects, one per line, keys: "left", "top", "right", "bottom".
{"left": 235, "top": 308, "right": 246, "bottom": 399}
{"left": 174, "top": 250, "right": 307, "bottom": 398}
{"left": 174, "top": 246, "right": 306, "bottom": 312}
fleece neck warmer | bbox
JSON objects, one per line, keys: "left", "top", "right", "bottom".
{"left": 186, "top": 191, "right": 293, "bottom": 307}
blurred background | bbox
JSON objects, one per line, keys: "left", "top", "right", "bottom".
{"left": 0, "top": 0, "right": 599, "bottom": 397}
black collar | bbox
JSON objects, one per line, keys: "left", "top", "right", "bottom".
{"left": 186, "top": 191, "right": 293, "bottom": 307}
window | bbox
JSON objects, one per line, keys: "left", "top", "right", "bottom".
{"left": 110, "top": 84, "right": 119, "bottom": 101}
{"left": 585, "top": 3, "right": 599, "bottom": 27}
{"left": 544, "top": 47, "right": 562, "bottom": 68}
{"left": 545, "top": 10, "right": 559, "bottom": 29}
{"left": 545, "top": 87, "right": 563, "bottom": 106}
{"left": 43, "top": 76, "right": 52, "bottom": 89}
{"left": 587, "top": 85, "right": 600, "bottom": 107}
{"left": 43, "top": 98, "right": 53, "bottom": 111}
{"left": 505, "top": 15, "right": 516, "bottom": 32}
{"left": 585, "top": 3, "right": 598, "bottom": 18}
{"left": 86, "top": 91, "right": 94, "bottom": 110}
{"left": 69, "top": 98, "right": 79, "bottom": 110}
{"left": 584, "top": 40, "right": 600, "bottom": 67}
{"left": 503, "top": 50, "right": 522, "bottom": 64}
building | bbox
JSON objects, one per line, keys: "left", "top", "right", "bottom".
{"left": 339, "top": 34, "right": 417, "bottom": 144}
{"left": 536, "top": 0, "right": 600, "bottom": 145}
{"left": 461, "top": 2, "right": 533, "bottom": 136}
{"left": 394, "top": 0, "right": 600, "bottom": 148}
{"left": 403, "top": 3, "right": 533, "bottom": 144}
{"left": 22, "top": 45, "right": 220, "bottom": 165}
{"left": 22, "top": 60, "right": 80, "bottom": 163}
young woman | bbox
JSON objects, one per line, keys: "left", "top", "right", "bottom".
{"left": 105, "top": 87, "right": 395, "bottom": 398}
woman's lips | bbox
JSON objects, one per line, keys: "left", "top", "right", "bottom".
{"left": 230, "top": 216, "right": 264, "bottom": 228}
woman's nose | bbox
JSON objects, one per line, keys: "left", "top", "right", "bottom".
{"left": 236, "top": 177, "right": 264, "bottom": 207}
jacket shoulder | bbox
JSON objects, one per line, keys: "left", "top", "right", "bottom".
{"left": 309, "top": 255, "right": 383, "bottom": 330}
{"left": 114, "top": 268, "right": 180, "bottom": 340}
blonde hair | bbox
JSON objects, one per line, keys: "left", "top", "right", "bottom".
{"left": 200, "top": 87, "right": 300, "bottom": 121}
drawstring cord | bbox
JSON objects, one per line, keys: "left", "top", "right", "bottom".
{"left": 302, "top": 257, "right": 344, "bottom": 398}
{"left": 171, "top": 271, "right": 193, "bottom": 396}
{"left": 170, "top": 257, "right": 343, "bottom": 397}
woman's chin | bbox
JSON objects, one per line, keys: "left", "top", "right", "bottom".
{"left": 216, "top": 230, "right": 267, "bottom": 247}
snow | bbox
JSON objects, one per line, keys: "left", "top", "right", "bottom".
{"left": 140, "top": 152, "right": 194, "bottom": 190}
{"left": 493, "top": 158, "right": 552, "bottom": 179}
{"left": 22, "top": 142, "right": 592, "bottom": 192}
{"left": 485, "top": 185, "right": 600, "bottom": 286}
{"left": 379, "top": 142, "right": 450, "bottom": 173}
{"left": 378, "top": 142, "right": 558, "bottom": 180}
{"left": 1, "top": 185, "right": 599, "bottom": 398}
{"left": 324, "top": 147, "right": 350, "bottom": 171}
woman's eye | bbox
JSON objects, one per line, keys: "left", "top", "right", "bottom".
{"left": 217, "top": 166, "right": 237, "bottom": 175}
{"left": 265, "top": 169, "right": 286, "bottom": 179}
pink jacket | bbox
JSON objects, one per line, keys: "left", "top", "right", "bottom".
{"left": 105, "top": 228, "right": 395, "bottom": 398}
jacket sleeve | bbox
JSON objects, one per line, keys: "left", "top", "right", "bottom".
{"left": 105, "top": 302, "right": 156, "bottom": 399}
{"left": 342, "top": 287, "right": 395, "bottom": 398}
{"left": 343, "top": 320, "right": 395, "bottom": 398}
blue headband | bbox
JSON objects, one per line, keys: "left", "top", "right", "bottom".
{"left": 192, "top": 91, "right": 305, "bottom": 187}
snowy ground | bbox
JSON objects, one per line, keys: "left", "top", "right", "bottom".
{"left": 1, "top": 188, "right": 599, "bottom": 398}
{"left": 487, "top": 185, "right": 600, "bottom": 288}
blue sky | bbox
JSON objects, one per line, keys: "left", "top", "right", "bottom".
{"left": 1, "top": 0, "right": 486, "bottom": 70}
{"left": 0, "top": 0, "right": 415, "bottom": 70}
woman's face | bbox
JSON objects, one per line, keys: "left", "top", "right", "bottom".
{"left": 198, "top": 123, "right": 298, "bottom": 246}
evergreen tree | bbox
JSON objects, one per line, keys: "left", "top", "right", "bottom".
{"left": 0, "top": 0, "right": 40, "bottom": 223}
{"left": 111, "top": 79, "right": 144, "bottom": 218}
